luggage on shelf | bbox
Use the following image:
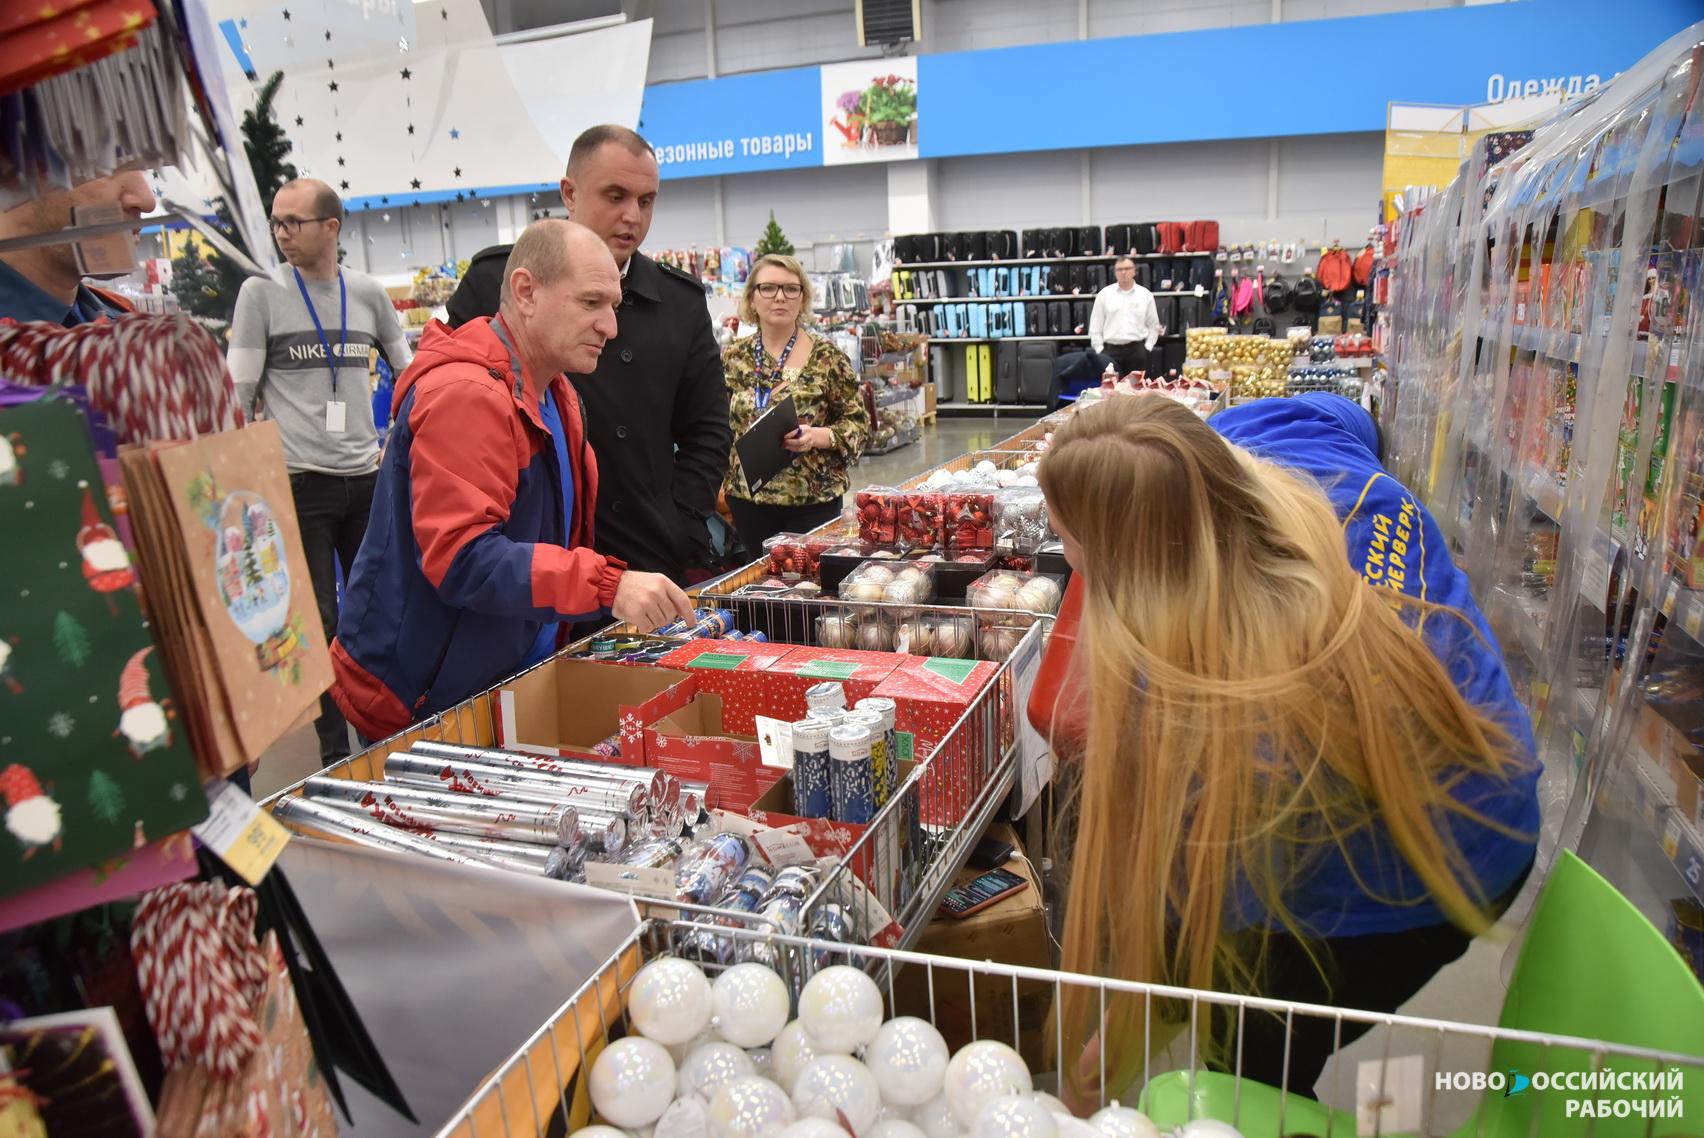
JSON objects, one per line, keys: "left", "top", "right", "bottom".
{"left": 1186, "top": 220, "right": 1220, "bottom": 253}
{"left": 1174, "top": 294, "right": 1206, "bottom": 330}
{"left": 1017, "top": 341, "right": 1057, "bottom": 403}
{"left": 1105, "top": 223, "right": 1134, "bottom": 256}
{"left": 1047, "top": 300, "right": 1071, "bottom": 335}
{"left": 1188, "top": 257, "right": 1215, "bottom": 291}
{"left": 1022, "top": 229, "right": 1044, "bottom": 258}
{"left": 962, "top": 344, "right": 981, "bottom": 402}
{"left": 1067, "top": 264, "right": 1087, "bottom": 294}
{"left": 1085, "top": 263, "right": 1108, "bottom": 292}
{"left": 1076, "top": 225, "right": 1103, "bottom": 257}
{"left": 1158, "top": 222, "right": 1188, "bottom": 255}
{"left": 1134, "top": 223, "right": 1159, "bottom": 255}
{"left": 1025, "top": 301, "right": 1047, "bottom": 332}
{"left": 964, "top": 230, "right": 989, "bottom": 261}
{"left": 1133, "top": 262, "right": 1153, "bottom": 290}
{"left": 974, "top": 345, "right": 993, "bottom": 402}
{"left": 1013, "top": 300, "right": 1027, "bottom": 336}
{"left": 1152, "top": 259, "right": 1177, "bottom": 290}
{"left": 1155, "top": 295, "right": 1179, "bottom": 331}
{"left": 1071, "top": 298, "right": 1093, "bottom": 335}
{"left": 994, "top": 342, "right": 1019, "bottom": 403}
{"left": 988, "top": 229, "right": 1018, "bottom": 260}
{"left": 1160, "top": 335, "right": 1187, "bottom": 374}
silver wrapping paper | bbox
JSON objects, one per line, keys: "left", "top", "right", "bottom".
{"left": 384, "top": 751, "right": 648, "bottom": 816}
{"left": 302, "top": 775, "right": 578, "bottom": 846}
{"left": 273, "top": 795, "right": 501, "bottom": 869}
{"left": 410, "top": 739, "right": 669, "bottom": 802}
{"left": 426, "top": 830, "right": 576, "bottom": 880}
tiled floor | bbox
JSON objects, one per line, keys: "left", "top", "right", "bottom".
{"left": 257, "top": 410, "right": 1518, "bottom": 1104}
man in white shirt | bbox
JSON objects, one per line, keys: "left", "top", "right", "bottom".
{"left": 1088, "top": 256, "right": 1163, "bottom": 377}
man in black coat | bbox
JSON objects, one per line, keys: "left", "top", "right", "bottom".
{"left": 447, "top": 125, "right": 730, "bottom": 582}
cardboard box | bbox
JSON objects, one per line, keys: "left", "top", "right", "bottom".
{"left": 493, "top": 656, "right": 692, "bottom": 757}
{"left": 639, "top": 686, "right": 783, "bottom": 811}
{"left": 763, "top": 646, "right": 905, "bottom": 708}
{"left": 892, "top": 823, "right": 1052, "bottom": 1069}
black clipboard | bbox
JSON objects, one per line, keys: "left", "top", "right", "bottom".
{"left": 736, "top": 394, "right": 801, "bottom": 494}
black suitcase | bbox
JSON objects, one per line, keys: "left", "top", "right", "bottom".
{"left": 1076, "top": 226, "right": 1103, "bottom": 257}
{"left": 994, "top": 342, "right": 1019, "bottom": 403}
{"left": 1022, "top": 229, "right": 1044, "bottom": 258}
{"left": 1189, "top": 256, "right": 1215, "bottom": 291}
{"left": 987, "top": 230, "right": 1018, "bottom": 260}
{"left": 1048, "top": 228, "right": 1074, "bottom": 258}
{"left": 964, "top": 231, "right": 989, "bottom": 262}
{"left": 1071, "top": 298, "right": 1094, "bottom": 334}
{"left": 1104, "top": 224, "right": 1132, "bottom": 256}
{"left": 1174, "top": 295, "right": 1205, "bottom": 330}
{"left": 1161, "top": 335, "right": 1187, "bottom": 374}
{"left": 1134, "top": 224, "right": 1158, "bottom": 255}
{"left": 1133, "top": 262, "right": 1153, "bottom": 290}
{"left": 1068, "top": 264, "right": 1087, "bottom": 294}
{"left": 920, "top": 233, "right": 944, "bottom": 262}
{"left": 895, "top": 235, "right": 915, "bottom": 263}
{"left": 1025, "top": 301, "right": 1047, "bottom": 331}
{"left": 1155, "top": 295, "right": 1179, "bottom": 331}
{"left": 1047, "top": 301, "right": 1071, "bottom": 335}
{"left": 1153, "top": 259, "right": 1178, "bottom": 290}
{"left": 1017, "top": 341, "right": 1057, "bottom": 403}
{"left": 1085, "top": 264, "right": 1108, "bottom": 292}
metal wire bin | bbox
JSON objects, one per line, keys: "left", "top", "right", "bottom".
{"left": 263, "top": 620, "right": 1035, "bottom": 979}
{"left": 431, "top": 917, "right": 1704, "bottom": 1138}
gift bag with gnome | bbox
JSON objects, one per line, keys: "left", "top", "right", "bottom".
{"left": 131, "top": 880, "right": 337, "bottom": 1137}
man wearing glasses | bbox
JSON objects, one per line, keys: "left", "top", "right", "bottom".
{"left": 226, "top": 178, "right": 413, "bottom": 766}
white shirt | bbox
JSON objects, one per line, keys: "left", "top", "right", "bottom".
{"left": 1088, "top": 282, "right": 1162, "bottom": 353}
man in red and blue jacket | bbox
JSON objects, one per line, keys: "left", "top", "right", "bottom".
{"left": 330, "top": 220, "right": 693, "bottom": 741}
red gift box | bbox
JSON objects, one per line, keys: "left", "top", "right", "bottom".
{"left": 944, "top": 491, "right": 995, "bottom": 551}
{"left": 763, "top": 646, "right": 905, "bottom": 709}
{"left": 763, "top": 532, "right": 837, "bottom": 581}
{"left": 654, "top": 639, "right": 797, "bottom": 735}
{"left": 894, "top": 491, "right": 945, "bottom": 549}
{"left": 636, "top": 685, "right": 786, "bottom": 811}
{"left": 871, "top": 657, "right": 1002, "bottom": 825}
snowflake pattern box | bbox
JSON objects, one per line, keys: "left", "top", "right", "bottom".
{"left": 0, "top": 401, "right": 206, "bottom": 900}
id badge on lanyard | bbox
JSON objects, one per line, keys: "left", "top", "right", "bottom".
{"left": 295, "top": 268, "right": 349, "bottom": 432}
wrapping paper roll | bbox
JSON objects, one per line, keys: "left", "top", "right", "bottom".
{"left": 302, "top": 776, "right": 578, "bottom": 846}
{"left": 426, "top": 830, "right": 577, "bottom": 880}
{"left": 410, "top": 739, "right": 669, "bottom": 802}
{"left": 273, "top": 796, "right": 501, "bottom": 868}
{"left": 384, "top": 751, "right": 648, "bottom": 816}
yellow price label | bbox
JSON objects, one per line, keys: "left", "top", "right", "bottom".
{"left": 192, "top": 780, "right": 291, "bottom": 885}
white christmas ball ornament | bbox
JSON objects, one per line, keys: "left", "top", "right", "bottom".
{"left": 588, "top": 1037, "right": 677, "bottom": 1129}
{"left": 1029, "top": 1091, "right": 1069, "bottom": 1115}
{"left": 653, "top": 1095, "right": 711, "bottom": 1138}
{"left": 1173, "top": 1122, "right": 1245, "bottom": 1138}
{"left": 791, "top": 1054, "right": 883, "bottom": 1135}
{"left": 942, "top": 1040, "right": 1032, "bottom": 1126}
{"left": 779, "top": 1120, "right": 852, "bottom": 1138}
{"left": 909, "top": 1093, "right": 962, "bottom": 1138}
{"left": 746, "top": 1047, "right": 774, "bottom": 1079}
{"left": 664, "top": 1025, "right": 721, "bottom": 1065}
{"left": 707, "top": 1076, "right": 798, "bottom": 1138}
{"left": 1086, "top": 1102, "right": 1161, "bottom": 1138}
{"left": 773, "top": 1020, "right": 822, "bottom": 1090}
{"left": 1050, "top": 1112, "right": 1101, "bottom": 1138}
{"left": 568, "top": 1128, "right": 630, "bottom": 1138}
{"left": 865, "top": 1017, "right": 950, "bottom": 1107}
{"left": 677, "top": 1041, "right": 755, "bottom": 1100}
{"left": 712, "top": 963, "right": 791, "bottom": 1048}
{"left": 628, "top": 958, "right": 714, "bottom": 1046}
{"left": 868, "top": 1122, "right": 928, "bottom": 1138}
{"left": 970, "top": 1094, "right": 1057, "bottom": 1138}
{"left": 797, "top": 966, "right": 884, "bottom": 1054}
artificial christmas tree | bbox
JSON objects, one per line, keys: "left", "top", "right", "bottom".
{"left": 170, "top": 70, "right": 299, "bottom": 336}
{"left": 755, "top": 211, "right": 795, "bottom": 259}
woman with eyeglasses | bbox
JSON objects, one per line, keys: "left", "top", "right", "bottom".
{"left": 720, "top": 254, "right": 869, "bottom": 555}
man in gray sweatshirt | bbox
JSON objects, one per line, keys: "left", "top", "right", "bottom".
{"left": 226, "top": 178, "right": 413, "bottom": 764}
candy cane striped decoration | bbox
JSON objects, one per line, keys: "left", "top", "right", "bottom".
{"left": 0, "top": 313, "right": 243, "bottom": 445}
{"left": 131, "top": 881, "right": 268, "bottom": 1076}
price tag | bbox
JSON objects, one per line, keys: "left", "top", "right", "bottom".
{"left": 1355, "top": 1055, "right": 1424, "bottom": 1137}
{"left": 753, "top": 828, "right": 816, "bottom": 867}
{"left": 712, "top": 809, "right": 763, "bottom": 838}
{"left": 192, "top": 780, "right": 289, "bottom": 885}
{"left": 1683, "top": 595, "right": 1704, "bottom": 643}
{"left": 68, "top": 202, "right": 139, "bottom": 277}
{"left": 585, "top": 860, "right": 677, "bottom": 901}
{"left": 754, "top": 715, "right": 794, "bottom": 769}
{"left": 1007, "top": 626, "right": 1053, "bottom": 819}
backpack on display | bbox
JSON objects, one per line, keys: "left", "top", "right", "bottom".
{"left": 1264, "top": 274, "right": 1292, "bottom": 313}
{"left": 1048, "top": 301, "right": 1071, "bottom": 335}
{"left": 1134, "top": 224, "right": 1158, "bottom": 255}
{"left": 1316, "top": 247, "right": 1353, "bottom": 293}
{"left": 1291, "top": 273, "right": 1324, "bottom": 313}
{"left": 1017, "top": 341, "right": 1057, "bottom": 403}
{"left": 1186, "top": 220, "right": 1220, "bottom": 253}
{"left": 1085, "top": 263, "right": 1108, "bottom": 291}
{"left": 1077, "top": 226, "right": 1103, "bottom": 257}
{"left": 1071, "top": 298, "right": 1094, "bottom": 334}
{"left": 1252, "top": 316, "right": 1276, "bottom": 336}
{"left": 1353, "top": 244, "right": 1375, "bottom": 287}
{"left": 994, "top": 342, "right": 1019, "bottom": 403}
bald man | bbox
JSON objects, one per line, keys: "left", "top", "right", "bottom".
{"left": 0, "top": 169, "right": 156, "bottom": 324}
{"left": 330, "top": 219, "right": 693, "bottom": 742}
{"left": 227, "top": 178, "right": 413, "bottom": 764}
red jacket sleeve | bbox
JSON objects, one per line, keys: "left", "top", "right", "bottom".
{"left": 408, "top": 373, "right": 623, "bottom": 618}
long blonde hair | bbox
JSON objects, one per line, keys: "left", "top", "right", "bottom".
{"left": 1037, "top": 397, "right": 1530, "bottom": 1090}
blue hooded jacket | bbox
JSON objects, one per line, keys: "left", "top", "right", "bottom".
{"left": 1210, "top": 394, "right": 1540, "bottom": 937}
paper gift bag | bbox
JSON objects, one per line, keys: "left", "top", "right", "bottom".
{"left": 123, "top": 420, "right": 331, "bottom": 772}
{"left": 0, "top": 400, "right": 205, "bottom": 902}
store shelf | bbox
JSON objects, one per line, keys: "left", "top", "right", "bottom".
{"left": 895, "top": 252, "right": 1214, "bottom": 270}
{"left": 928, "top": 335, "right": 1090, "bottom": 344}
{"left": 1522, "top": 467, "right": 1565, "bottom": 522}
{"left": 1628, "top": 746, "right": 1704, "bottom": 906}
{"left": 1489, "top": 586, "right": 1548, "bottom": 665}
{"left": 1671, "top": 586, "right": 1704, "bottom": 644}
{"left": 898, "top": 291, "right": 1198, "bottom": 304}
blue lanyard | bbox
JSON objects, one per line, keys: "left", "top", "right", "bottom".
{"left": 293, "top": 268, "right": 348, "bottom": 396}
{"left": 752, "top": 330, "right": 799, "bottom": 411}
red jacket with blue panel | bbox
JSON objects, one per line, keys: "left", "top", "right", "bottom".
{"left": 330, "top": 316, "right": 624, "bottom": 741}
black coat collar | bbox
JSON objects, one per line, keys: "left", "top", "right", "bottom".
{"left": 622, "top": 251, "right": 661, "bottom": 304}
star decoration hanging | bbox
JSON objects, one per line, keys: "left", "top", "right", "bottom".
{"left": 381, "top": 196, "right": 390, "bottom": 204}
{"left": 281, "top": 7, "right": 290, "bottom": 18}
{"left": 327, "top": 58, "right": 335, "bottom": 69}
{"left": 455, "top": 192, "right": 465, "bottom": 202}
{"left": 335, "top": 132, "right": 343, "bottom": 142}
{"left": 340, "top": 180, "right": 350, "bottom": 191}
{"left": 337, "top": 156, "right": 346, "bottom": 166}
{"left": 440, "top": 8, "right": 447, "bottom": 17}
{"left": 295, "top": 115, "right": 304, "bottom": 126}
{"left": 449, "top": 128, "right": 460, "bottom": 140}
{"left": 410, "top": 178, "right": 422, "bottom": 189}
{"left": 407, "top": 123, "right": 415, "bottom": 135}
{"left": 239, "top": 17, "right": 248, "bottom": 27}
{"left": 400, "top": 67, "right": 412, "bottom": 80}
{"left": 324, "top": 29, "right": 332, "bottom": 40}
{"left": 452, "top": 167, "right": 461, "bottom": 177}
{"left": 328, "top": 80, "right": 339, "bottom": 92}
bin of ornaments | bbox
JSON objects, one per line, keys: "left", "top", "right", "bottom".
{"left": 839, "top": 560, "right": 935, "bottom": 606}
{"left": 993, "top": 486, "right": 1052, "bottom": 571}
{"left": 764, "top": 532, "right": 838, "bottom": 583}
{"left": 855, "top": 487, "right": 902, "bottom": 545}
{"left": 892, "top": 612, "right": 975, "bottom": 658}
{"left": 815, "top": 606, "right": 903, "bottom": 653}
{"left": 893, "top": 490, "right": 946, "bottom": 549}
{"left": 576, "top": 954, "right": 1193, "bottom": 1138}
{"left": 967, "top": 570, "right": 1063, "bottom": 661}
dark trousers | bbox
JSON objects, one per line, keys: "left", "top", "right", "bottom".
{"left": 1219, "top": 856, "right": 1535, "bottom": 1095}
{"left": 726, "top": 496, "right": 844, "bottom": 563}
{"left": 290, "top": 470, "right": 378, "bottom": 765}
{"left": 1104, "top": 340, "right": 1152, "bottom": 378}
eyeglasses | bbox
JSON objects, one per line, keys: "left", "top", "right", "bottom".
{"left": 754, "top": 282, "right": 803, "bottom": 299}
{"left": 269, "top": 216, "right": 334, "bottom": 235}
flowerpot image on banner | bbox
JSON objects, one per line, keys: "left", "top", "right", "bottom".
{"left": 821, "top": 57, "right": 918, "bottom": 165}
